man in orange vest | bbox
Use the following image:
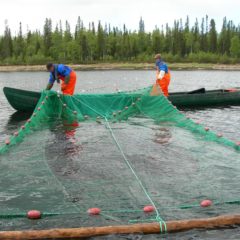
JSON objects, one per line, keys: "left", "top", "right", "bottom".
{"left": 46, "top": 63, "right": 77, "bottom": 95}
{"left": 154, "top": 54, "right": 171, "bottom": 96}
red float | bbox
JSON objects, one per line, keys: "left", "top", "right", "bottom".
{"left": 226, "top": 88, "right": 237, "bottom": 92}
{"left": 217, "top": 133, "right": 223, "bottom": 138}
{"left": 236, "top": 141, "right": 240, "bottom": 146}
{"left": 14, "top": 132, "right": 19, "bottom": 136}
{"left": 5, "top": 139, "right": 10, "bottom": 145}
{"left": 205, "top": 127, "right": 209, "bottom": 131}
{"left": 200, "top": 200, "right": 212, "bottom": 207}
{"left": 21, "top": 125, "right": 25, "bottom": 129}
{"left": 38, "top": 107, "right": 41, "bottom": 111}
{"left": 27, "top": 210, "right": 41, "bottom": 219}
{"left": 87, "top": 208, "right": 101, "bottom": 215}
{"left": 143, "top": 205, "right": 155, "bottom": 213}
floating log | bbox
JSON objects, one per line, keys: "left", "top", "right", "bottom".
{"left": 0, "top": 215, "right": 239, "bottom": 239}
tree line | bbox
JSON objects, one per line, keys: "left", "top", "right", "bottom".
{"left": 0, "top": 16, "right": 240, "bottom": 65}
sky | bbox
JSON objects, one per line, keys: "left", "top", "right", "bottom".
{"left": 0, "top": 0, "right": 239, "bottom": 35}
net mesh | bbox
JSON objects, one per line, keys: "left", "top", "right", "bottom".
{"left": 0, "top": 86, "right": 239, "bottom": 232}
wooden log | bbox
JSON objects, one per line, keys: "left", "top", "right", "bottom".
{"left": 0, "top": 214, "right": 239, "bottom": 240}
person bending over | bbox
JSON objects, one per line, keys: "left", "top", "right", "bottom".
{"left": 46, "top": 63, "right": 77, "bottom": 95}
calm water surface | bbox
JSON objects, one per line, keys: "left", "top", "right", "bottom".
{"left": 0, "top": 70, "right": 239, "bottom": 239}
{"left": 1, "top": 70, "right": 239, "bottom": 141}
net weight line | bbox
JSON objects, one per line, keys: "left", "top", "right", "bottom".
{"left": 0, "top": 214, "right": 239, "bottom": 239}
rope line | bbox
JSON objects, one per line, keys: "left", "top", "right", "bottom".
{"left": 104, "top": 117, "right": 167, "bottom": 233}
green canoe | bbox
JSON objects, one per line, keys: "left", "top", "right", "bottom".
{"left": 3, "top": 86, "right": 240, "bottom": 112}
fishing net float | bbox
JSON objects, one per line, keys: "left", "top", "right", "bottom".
{"left": 0, "top": 85, "right": 239, "bottom": 238}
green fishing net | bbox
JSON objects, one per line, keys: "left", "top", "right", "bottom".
{"left": 0, "top": 87, "right": 239, "bottom": 232}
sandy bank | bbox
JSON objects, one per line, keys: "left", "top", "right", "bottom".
{"left": 0, "top": 63, "right": 240, "bottom": 72}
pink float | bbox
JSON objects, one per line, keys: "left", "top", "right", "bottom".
{"left": 87, "top": 208, "right": 101, "bottom": 215}
{"left": 27, "top": 210, "right": 41, "bottom": 219}
{"left": 143, "top": 205, "right": 155, "bottom": 213}
{"left": 200, "top": 200, "right": 212, "bottom": 207}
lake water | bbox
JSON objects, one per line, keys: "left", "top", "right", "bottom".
{"left": 0, "top": 70, "right": 239, "bottom": 239}
{"left": 1, "top": 70, "right": 240, "bottom": 142}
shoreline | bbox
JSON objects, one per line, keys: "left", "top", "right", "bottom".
{"left": 0, "top": 63, "right": 240, "bottom": 72}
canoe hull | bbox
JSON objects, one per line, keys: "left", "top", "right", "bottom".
{"left": 169, "top": 90, "right": 240, "bottom": 108}
{"left": 3, "top": 87, "right": 41, "bottom": 112}
{"left": 3, "top": 87, "right": 240, "bottom": 112}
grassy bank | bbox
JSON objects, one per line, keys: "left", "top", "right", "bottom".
{"left": 1, "top": 63, "right": 240, "bottom": 72}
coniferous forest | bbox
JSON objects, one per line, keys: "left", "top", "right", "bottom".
{"left": 0, "top": 16, "right": 240, "bottom": 65}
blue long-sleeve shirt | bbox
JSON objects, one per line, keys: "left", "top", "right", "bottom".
{"left": 155, "top": 60, "right": 169, "bottom": 73}
{"left": 49, "top": 64, "right": 72, "bottom": 84}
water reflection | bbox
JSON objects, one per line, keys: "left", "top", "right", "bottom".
{"left": 46, "top": 121, "right": 83, "bottom": 179}
{"left": 154, "top": 127, "right": 172, "bottom": 145}
{"left": 8, "top": 111, "right": 31, "bottom": 123}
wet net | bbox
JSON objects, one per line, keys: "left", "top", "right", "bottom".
{"left": 0, "top": 86, "right": 239, "bottom": 233}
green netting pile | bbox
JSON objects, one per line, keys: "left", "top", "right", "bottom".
{"left": 0, "top": 87, "right": 239, "bottom": 232}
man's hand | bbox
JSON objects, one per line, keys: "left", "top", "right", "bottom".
{"left": 157, "top": 70, "right": 165, "bottom": 80}
{"left": 46, "top": 83, "right": 53, "bottom": 90}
